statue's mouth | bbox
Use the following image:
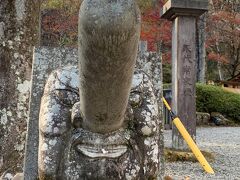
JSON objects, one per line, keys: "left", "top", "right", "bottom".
{"left": 72, "top": 128, "right": 130, "bottom": 158}
{"left": 76, "top": 144, "right": 128, "bottom": 158}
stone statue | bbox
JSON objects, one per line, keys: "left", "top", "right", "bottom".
{"left": 38, "top": 0, "right": 162, "bottom": 179}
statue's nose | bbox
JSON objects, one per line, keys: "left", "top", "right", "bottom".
{"left": 78, "top": 0, "right": 141, "bottom": 134}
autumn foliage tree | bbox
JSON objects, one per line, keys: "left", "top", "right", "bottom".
{"left": 139, "top": 0, "right": 172, "bottom": 63}
{"left": 206, "top": 0, "right": 240, "bottom": 80}
{"left": 41, "top": 0, "right": 172, "bottom": 64}
{"left": 41, "top": 0, "right": 82, "bottom": 46}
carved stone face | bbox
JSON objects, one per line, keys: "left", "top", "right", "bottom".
{"left": 38, "top": 0, "right": 162, "bottom": 179}
{"left": 61, "top": 71, "right": 161, "bottom": 179}
{"left": 38, "top": 67, "right": 162, "bottom": 179}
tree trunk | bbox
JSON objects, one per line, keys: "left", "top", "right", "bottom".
{"left": 0, "top": 0, "right": 40, "bottom": 174}
{"left": 209, "top": 0, "right": 224, "bottom": 81}
{"left": 216, "top": 41, "right": 223, "bottom": 81}
{"left": 196, "top": 13, "right": 207, "bottom": 83}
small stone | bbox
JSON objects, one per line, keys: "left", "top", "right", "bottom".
{"left": 211, "top": 112, "right": 233, "bottom": 126}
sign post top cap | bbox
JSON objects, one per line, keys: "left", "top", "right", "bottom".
{"left": 161, "top": 0, "right": 208, "bottom": 20}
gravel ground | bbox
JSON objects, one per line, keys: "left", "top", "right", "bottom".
{"left": 164, "top": 127, "right": 240, "bottom": 180}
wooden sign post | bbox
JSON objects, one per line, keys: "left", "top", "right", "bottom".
{"left": 161, "top": 0, "right": 208, "bottom": 150}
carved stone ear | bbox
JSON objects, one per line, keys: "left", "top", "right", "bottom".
{"left": 71, "top": 102, "right": 83, "bottom": 128}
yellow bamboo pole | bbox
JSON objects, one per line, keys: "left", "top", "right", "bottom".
{"left": 162, "top": 97, "right": 215, "bottom": 174}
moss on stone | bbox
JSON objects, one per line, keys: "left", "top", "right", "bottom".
{"left": 164, "top": 148, "right": 215, "bottom": 162}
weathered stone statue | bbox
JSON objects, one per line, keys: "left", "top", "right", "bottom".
{"left": 38, "top": 0, "right": 162, "bottom": 179}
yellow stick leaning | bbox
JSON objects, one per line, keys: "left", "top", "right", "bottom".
{"left": 162, "top": 97, "right": 215, "bottom": 174}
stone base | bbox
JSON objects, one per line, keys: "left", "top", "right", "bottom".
{"left": 210, "top": 112, "right": 234, "bottom": 126}
{"left": 196, "top": 112, "right": 210, "bottom": 126}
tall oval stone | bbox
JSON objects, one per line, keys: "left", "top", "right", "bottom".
{"left": 78, "top": 0, "right": 141, "bottom": 133}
